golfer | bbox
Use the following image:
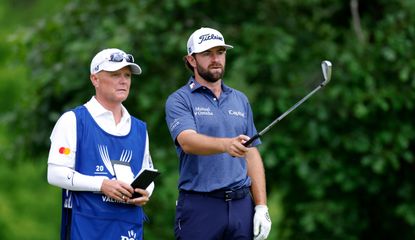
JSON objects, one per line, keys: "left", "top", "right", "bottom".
{"left": 165, "top": 27, "right": 271, "bottom": 240}
{"left": 47, "top": 48, "right": 155, "bottom": 240}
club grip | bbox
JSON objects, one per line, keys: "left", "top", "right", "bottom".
{"left": 243, "top": 133, "right": 260, "bottom": 147}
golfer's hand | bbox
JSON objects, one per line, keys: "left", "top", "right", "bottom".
{"left": 227, "top": 135, "right": 250, "bottom": 157}
{"left": 253, "top": 205, "right": 272, "bottom": 240}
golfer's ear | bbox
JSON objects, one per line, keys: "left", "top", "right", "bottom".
{"left": 185, "top": 55, "right": 196, "bottom": 68}
{"left": 90, "top": 73, "right": 99, "bottom": 87}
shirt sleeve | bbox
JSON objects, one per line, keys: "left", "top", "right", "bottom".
{"left": 47, "top": 164, "right": 107, "bottom": 191}
{"left": 47, "top": 111, "right": 77, "bottom": 167}
{"left": 47, "top": 110, "right": 107, "bottom": 192}
{"left": 165, "top": 92, "right": 197, "bottom": 143}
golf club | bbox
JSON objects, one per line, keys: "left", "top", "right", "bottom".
{"left": 243, "top": 60, "right": 332, "bottom": 147}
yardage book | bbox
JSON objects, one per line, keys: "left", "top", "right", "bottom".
{"left": 131, "top": 168, "right": 160, "bottom": 198}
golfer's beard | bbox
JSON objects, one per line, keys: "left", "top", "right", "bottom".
{"left": 197, "top": 65, "right": 224, "bottom": 83}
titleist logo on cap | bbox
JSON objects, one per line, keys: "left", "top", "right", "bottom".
{"left": 197, "top": 34, "right": 224, "bottom": 44}
{"left": 187, "top": 27, "right": 233, "bottom": 55}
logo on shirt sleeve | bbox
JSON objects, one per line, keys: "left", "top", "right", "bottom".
{"left": 59, "top": 147, "right": 71, "bottom": 155}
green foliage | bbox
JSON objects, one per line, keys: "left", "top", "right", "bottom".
{"left": 0, "top": 160, "right": 61, "bottom": 239}
{"left": 3, "top": 0, "right": 415, "bottom": 239}
{"left": 0, "top": 0, "right": 70, "bottom": 161}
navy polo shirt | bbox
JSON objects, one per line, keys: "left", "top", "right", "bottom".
{"left": 165, "top": 77, "right": 261, "bottom": 192}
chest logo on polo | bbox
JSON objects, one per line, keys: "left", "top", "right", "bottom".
{"left": 194, "top": 107, "right": 213, "bottom": 116}
{"left": 228, "top": 110, "right": 245, "bottom": 118}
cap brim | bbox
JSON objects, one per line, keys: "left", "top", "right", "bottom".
{"left": 189, "top": 43, "right": 233, "bottom": 55}
{"left": 99, "top": 61, "right": 142, "bottom": 75}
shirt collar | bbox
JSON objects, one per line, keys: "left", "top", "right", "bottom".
{"left": 85, "top": 96, "right": 130, "bottom": 121}
{"left": 187, "top": 76, "right": 232, "bottom": 94}
{"left": 187, "top": 77, "right": 203, "bottom": 92}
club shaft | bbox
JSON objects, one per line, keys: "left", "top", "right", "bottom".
{"left": 244, "top": 60, "right": 332, "bottom": 147}
{"left": 243, "top": 83, "right": 324, "bottom": 147}
{"left": 258, "top": 83, "right": 323, "bottom": 136}
{"left": 258, "top": 84, "right": 322, "bottom": 136}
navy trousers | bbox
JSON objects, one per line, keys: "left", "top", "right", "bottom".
{"left": 174, "top": 190, "right": 254, "bottom": 240}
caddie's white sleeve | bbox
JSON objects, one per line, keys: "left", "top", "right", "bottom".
{"left": 141, "top": 132, "right": 155, "bottom": 196}
{"left": 48, "top": 164, "right": 108, "bottom": 191}
{"left": 47, "top": 111, "right": 77, "bottom": 168}
{"left": 47, "top": 110, "right": 107, "bottom": 192}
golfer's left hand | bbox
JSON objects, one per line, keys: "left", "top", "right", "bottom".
{"left": 253, "top": 205, "right": 271, "bottom": 240}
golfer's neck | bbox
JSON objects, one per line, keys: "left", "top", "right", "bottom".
{"left": 196, "top": 78, "right": 222, "bottom": 98}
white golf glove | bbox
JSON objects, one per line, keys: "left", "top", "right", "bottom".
{"left": 253, "top": 205, "right": 271, "bottom": 240}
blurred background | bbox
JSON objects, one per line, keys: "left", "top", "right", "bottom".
{"left": 1, "top": 0, "right": 415, "bottom": 239}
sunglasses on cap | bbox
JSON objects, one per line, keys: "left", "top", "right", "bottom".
{"left": 108, "top": 52, "right": 135, "bottom": 63}
{"left": 94, "top": 52, "right": 135, "bottom": 72}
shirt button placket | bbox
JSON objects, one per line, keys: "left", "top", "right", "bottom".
{"left": 213, "top": 97, "right": 219, "bottom": 106}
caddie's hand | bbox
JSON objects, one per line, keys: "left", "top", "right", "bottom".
{"left": 253, "top": 205, "right": 272, "bottom": 240}
{"left": 101, "top": 179, "right": 133, "bottom": 203}
{"left": 127, "top": 188, "right": 150, "bottom": 206}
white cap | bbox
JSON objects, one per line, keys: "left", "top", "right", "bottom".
{"left": 90, "top": 48, "right": 142, "bottom": 75}
{"left": 186, "top": 27, "right": 233, "bottom": 55}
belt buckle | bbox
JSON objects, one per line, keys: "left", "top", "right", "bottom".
{"left": 225, "top": 190, "right": 233, "bottom": 201}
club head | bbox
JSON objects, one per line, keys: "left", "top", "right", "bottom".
{"left": 321, "top": 60, "right": 332, "bottom": 86}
